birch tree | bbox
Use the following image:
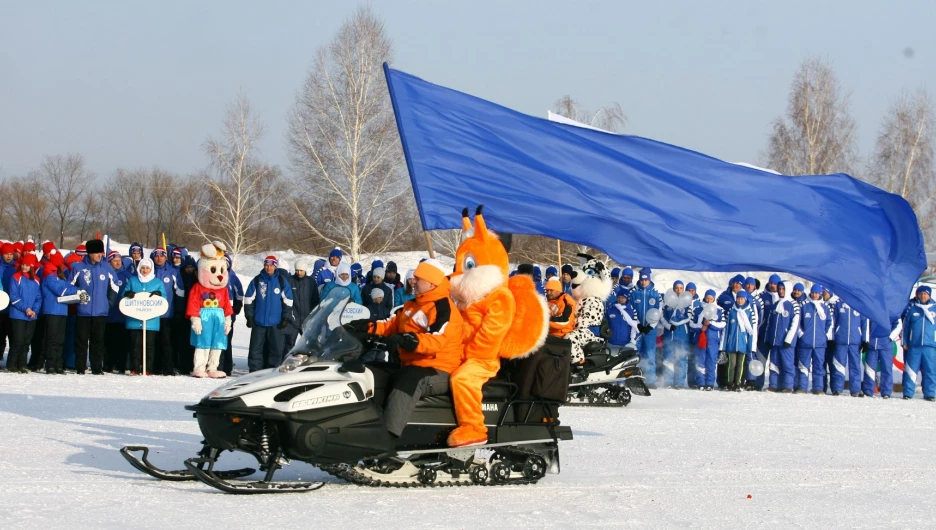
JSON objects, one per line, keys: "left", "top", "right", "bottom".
{"left": 766, "top": 57, "right": 858, "bottom": 175}
{"left": 189, "top": 95, "right": 279, "bottom": 265}
{"left": 37, "top": 153, "right": 94, "bottom": 247}
{"left": 287, "top": 5, "right": 412, "bottom": 262}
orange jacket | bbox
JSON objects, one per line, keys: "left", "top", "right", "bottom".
{"left": 458, "top": 285, "right": 516, "bottom": 362}
{"left": 547, "top": 292, "right": 576, "bottom": 337}
{"left": 373, "top": 279, "right": 464, "bottom": 374}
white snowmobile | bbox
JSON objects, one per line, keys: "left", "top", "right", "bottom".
{"left": 121, "top": 287, "right": 572, "bottom": 493}
{"left": 566, "top": 342, "right": 651, "bottom": 406}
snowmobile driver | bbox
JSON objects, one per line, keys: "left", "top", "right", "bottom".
{"left": 345, "top": 258, "right": 464, "bottom": 439}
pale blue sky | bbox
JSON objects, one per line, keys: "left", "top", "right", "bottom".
{"left": 1, "top": 0, "right": 933, "bottom": 179}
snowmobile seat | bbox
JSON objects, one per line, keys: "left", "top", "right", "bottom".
{"left": 415, "top": 380, "right": 518, "bottom": 409}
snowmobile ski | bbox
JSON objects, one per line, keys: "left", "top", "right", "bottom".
{"left": 120, "top": 445, "right": 255, "bottom": 482}
{"left": 184, "top": 456, "right": 326, "bottom": 494}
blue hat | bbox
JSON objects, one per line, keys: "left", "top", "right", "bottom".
{"left": 623, "top": 267, "right": 634, "bottom": 277}
{"left": 704, "top": 289, "right": 717, "bottom": 298}
{"left": 329, "top": 248, "right": 343, "bottom": 259}
{"left": 533, "top": 265, "right": 542, "bottom": 279}
{"left": 768, "top": 274, "right": 781, "bottom": 285}
{"left": 917, "top": 285, "right": 931, "bottom": 296}
{"left": 545, "top": 266, "right": 558, "bottom": 277}
{"left": 686, "top": 282, "right": 697, "bottom": 291}
{"left": 129, "top": 242, "right": 143, "bottom": 255}
{"left": 371, "top": 259, "right": 384, "bottom": 270}
{"left": 745, "top": 277, "right": 757, "bottom": 287}
{"left": 810, "top": 284, "right": 823, "bottom": 295}
{"left": 350, "top": 263, "right": 362, "bottom": 273}
{"left": 793, "top": 282, "right": 805, "bottom": 292}
{"left": 615, "top": 286, "right": 629, "bottom": 299}
{"left": 561, "top": 264, "right": 574, "bottom": 275}
{"left": 611, "top": 267, "right": 621, "bottom": 278}
{"left": 673, "top": 280, "right": 684, "bottom": 288}
{"left": 822, "top": 286, "right": 831, "bottom": 294}
{"left": 730, "top": 274, "right": 744, "bottom": 286}
{"left": 736, "top": 290, "right": 751, "bottom": 304}
{"left": 639, "top": 267, "right": 652, "bottom": 280}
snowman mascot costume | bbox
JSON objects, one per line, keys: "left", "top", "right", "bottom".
{"left": 186, "top": 242, "right": 234, "bottom": 378}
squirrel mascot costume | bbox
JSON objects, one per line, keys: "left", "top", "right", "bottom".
{"left": 566, "top": 254, "right": 614, "bottom": 364}
{"left": 447, "top": 206, "right": 549, "bottom": 447}
{"left": 186, "top": 241, "right": 234, "bottom": 378}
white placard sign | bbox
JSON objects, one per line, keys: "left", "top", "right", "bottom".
{"left": 340, "top": 303, "right": 370, "bottom": 325}
{"left": 0, "top": 291, "right": 8, "bottom": 312}
{"left": 119, "top": 294, "right": 169, "bottom": 320}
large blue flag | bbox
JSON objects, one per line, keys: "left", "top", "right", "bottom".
{"left": 383, "top": 64, "right": 925, "bottom": 328}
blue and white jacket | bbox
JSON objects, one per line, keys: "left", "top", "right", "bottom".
{"left": 631, "top": 282, "right": 661, "bottom": 326}
{"left": 69, "top": 257, "right": 119, "bottom": 317}
{"left": 902, "top": 301, "right": 936, "bottom": 348}
{"left": 798, "top": 299, "right": 834, "bottom": 349}
{"left": 245, "top": 270, "right": 295, "bottom": 327}
{"left": 9, "top": 273, "right": 41, "bottom": 321}
{"left": 868, "top": 318, "right": 902, "bottom": 352}
{"left": 662, "top": 304, "right": 691, "bottom": 342}
{"left": 765, "top": 297, "right": 800, "bottom": 348}
{"left": 154, "top": 262, "right": 184, "bottom": 319}
{"left": 833, "top": 299, "right": 868, "bottom": 346}
{"left": 41, "top": 271, "right": 80, "bottom": 317}
{"left": 721, "top": 301, "right": 757, "bottom": 355}
{"left": 689, "top": 303, "right": 726, "bottom": 343}
{"left": 607, "top": 302, "right": 638, "bottom": 346}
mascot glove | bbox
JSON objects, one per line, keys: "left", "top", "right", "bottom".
{"left": 123, "top": 290, "right": 135, "bottom": 299}
{"left": 191, "top": 317, "right": 203, "bottom": 335}
{"left": 224, "top": 316, "right": 232, "bottom": 335}
{"left": 78, "top": 290, "right": 90, "bottom": 304}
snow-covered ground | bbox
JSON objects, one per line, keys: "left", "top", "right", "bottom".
{"left": 3, "top": 320, "right": 936, "bottom": 529}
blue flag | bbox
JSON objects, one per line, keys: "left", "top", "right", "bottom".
{"left": 383, "top": 64, "right": 925, "bottom": 328}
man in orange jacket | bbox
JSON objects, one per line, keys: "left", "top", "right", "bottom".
{"left": 545, "top": 276, "right": 576, "bottom": 337}
{"left": 366, "top": 259, "right": 464, "bottom": 438}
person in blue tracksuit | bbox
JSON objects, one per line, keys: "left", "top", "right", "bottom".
{"left": 40, "top": 255, "right": 83, "bottom": 374}
{"left": 863, "top": 318, "right": 901, "bottom": 398}
{"left": 151, "top": 248, "right": 184, "bottom": 375}
{"left": 244, "top": 255, "right": 295, "bottom": 372}
{"left": 832, "top": 295, "right": 869, "bottom": 396}
{"left": 684, "top": 282, "right": 701, "bottom": 387}
{"left": 350, "top": 263, "right": 365, "bottom": 288}
{"left": 766, "top": 281, "right": 800, "bottom": 392}
{"left": 743, "top": 277, "right": 767, "bottom": 390}
{"left": 721, "top": 290, "right": 757, "bottom": 391}
{"left": 662, "top": 280, "right": 692, "bottom": 388}
{"left": 901, "top": 285, "right": 936, "bottom": 401}
{"left": 795, "top": 284, "right": 834, "bottom": 394}
{"left": 689, "top": 290, "right": 725, "bottom": 390}
{"left": 7, "top": 254, "right": 42, "bottom": 373}
{"left": 618, "top": 267, "right": 637, "bottom": 295}
{"left": 607, "top": 287, "right": 638, "bottom": 352}
{"left": 532, "top": 266, "right": 544, "bottom": 296}
{"left": 561, "top": 264, "right": 574, "bottom": 295}
{"left": 717, "top": 275, "right": 745, "bottom": 313}
{"left": 631, "top": 268, "right": 662, "bottom": 387}
{"left": 69, "top": 239, "right": 120, "bottom": 374}
{"left": 104, "top": 251, "right": 131, "bottom": 373}
{"left": 0, "top": 242, "right": 16, "bottom": 365}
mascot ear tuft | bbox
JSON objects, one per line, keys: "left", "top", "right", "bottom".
{"left": 461, "top": 207, "right": 469, "bottom": 218}
{"left": 500, "top": 233, "right": 512, "bottom": 253}
{"left": 475, "top": 204, "right": 484, "bottom": 216}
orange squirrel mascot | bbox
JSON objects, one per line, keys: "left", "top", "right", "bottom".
{"left": 447, "top": 206, "right": 549, "bottom": 447}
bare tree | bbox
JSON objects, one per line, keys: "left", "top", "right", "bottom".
{"left": 287, "top": 5, "right": 414, "bottom": 262}
{"left": 766, "top": 56, "right": 858, "bottom": 175}
{"left": 37, "top": 153, "right": 94, "bottom": 247}
{"left": 866, "top": 88, "right": 936, "bottom": 250}
{"left": 6, "top": 176, "right": 51, "bottom": 240}
{"left": 552, "top": 95, "right": 627, "bottom": 132}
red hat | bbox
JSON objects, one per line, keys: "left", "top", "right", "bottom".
{"left": 65, "top": 252, "right": 83, "bottom": 267}
{"left": 1, "top": 243, "right": 13, "bottom": 255}
{"left": 20, "top": 253, "right": 38, "bottom": 268}
{"left": 47, "top": 249, "right": 64, "bottom": 267}
{"left": 107, "top": 250, "right": 122, "bottom": 262}
{"left": 24, "top": 241, "right": 36, "bottom": 252}
{"left": 13, "top": 241, "right": 24, "bottom": 254}
{"left": 263, "top": 255, "right": 279, "bottom": 267}
{"left": 41, "top": 240, "right": 56, "bottom": 256}
{"left": 75, "top": 244, "right": 87, "bottom": 256}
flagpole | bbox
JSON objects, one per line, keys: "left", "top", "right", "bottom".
{"left": 424, "top": 231, "right": 436, "bottom": 259}
{"left": 556, "top": 239, "right": 562, "bottom": 271}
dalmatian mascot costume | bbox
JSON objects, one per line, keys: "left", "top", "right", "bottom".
{"left": 566, "top": 254, "right": 614, "bottom": 364}
{"left": 186, "top": 242, "right": 234, "bottom": 378}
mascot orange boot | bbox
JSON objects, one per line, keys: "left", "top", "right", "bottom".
{"left": 447, "top": 206, "right": 549, "bottom": 447}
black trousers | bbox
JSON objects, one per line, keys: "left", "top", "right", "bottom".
{"left": 172, "top": 317, "right": 193, "bottom": 374}
{"left": 155, "top": 323, "right": 174, "bottom": 375}
{"left": 247, "top": 326, "right": 285, "bottom": 372}
{"left": 8, "top": 318, "right": 36, "bottom": 371}
{"left": 27, "top": 315, "right": 45, "bottom": 370}
{"left": 75, "top": 316, "right": 107, "bottom": 374}
{"left": 104, "top": 323, "right": 129, "bottom": 372}
{"left": 220, "top": 325, "right": 235, "bottom": 376}
{"left": 42, "top": 315, "right": 68, "bottom": 372}
{"left": 0, "top": 313, "right": 10, "bottom": 362}
{"left": 128, "top": 329, "right": 157, "bottom": 373}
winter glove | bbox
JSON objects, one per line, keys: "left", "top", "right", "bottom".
{"left": 669, "top": 324, "right": 676, "bottom": 332}
{"left": 783, "top": 341, "right": 791, "bottom": 348}
{"left": 245, "top": 316, "right": 254, "bottom": 329}
{"left": 123, "top": 290, "right": 136, "bottom": 299}
{"left": 860, "top": 341, "right": 869, "bottom": 353}
{"left": 342, "top": 319, "right": 372, "bottom": 334}
{"left": 77, "top": 290, "right": 90, "bottom": 304}
{"left": 191, "top": 317, "right": 203, "bottom": 335}
{"left": 278, "top": 317, "right": 288, "bottom": 329}
{"left": 337, "top": 359, "right": 366, "bottom": 374}
{"left": 149, "top": 291, "right": 161, "bottom": 298}
{"left": 397, "top": 332, "right": 419, "bottom": 352}
{"left": 827, "top": 340, "right": 835, "bottom": 351}
{"left": 224, "top": 316, "right": 232, "bottom": 335}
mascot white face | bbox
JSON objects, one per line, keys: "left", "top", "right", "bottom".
{"left": 197, "top": 243, "right": 229, "bottom": 289}
{"left": 570, "top": 254, "right": 613, "bottom": 302}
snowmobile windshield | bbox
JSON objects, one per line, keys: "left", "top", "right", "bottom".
{"left": 279, "top": 286, "right": 362, "bottom": 372}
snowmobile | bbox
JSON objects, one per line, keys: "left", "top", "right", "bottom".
{"left": 566, "top": 343, "right": 651, "bottom": 406}
{"left": 121, "top": 287, "right": 572, "bottom": 494}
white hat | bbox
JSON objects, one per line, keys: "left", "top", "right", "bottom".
{"left": 370, "top": 288, "right": 385, "bottom": 300}
{"left": 295, "top": 257, "right": 311, "bottom": 272}
{"left": 372, "top": 267, "right": 386, "bottom": 279}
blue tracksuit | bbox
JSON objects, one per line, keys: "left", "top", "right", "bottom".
{"left": 902, "top": 301, "right": 936, "bottom": 399}
{"left": 689, "top": 304, "right": 725, "bottom": 387}
{"left": 153, "top": 263, "right": 183, "bottom": 321}
{"left": 796, "top": 300, "right": 833, "bottom": 392}
{"left": 631, "top": 283, "right": 661, "bottom": 386}
{"left": 745, "top": 292, "right": 768, "bottom": 388}
{"left": 766, "top": 298, "right": 800, "bottom": 390}
{"left": 9, "top": 274, "right": 42, "bottom": 321}
{"left": 69, "top": 257, "right": 119, "bottom": 317}
{"left": 662, "top": 304, "right": 691, "bottom": 387}
{"left": 722, "top": 303, "right": 756, "bottom": 355}
{"left": 245, "top": 271, "right": 295, "bottom": 327}
{"left": 607, "top": 302, "right": 638, "bottom": 348}
{"left": 107, "top": 268, "right": 131, "bottom": 324}
{"left": 41, "top": 272, "right": 80, "bottom": 316}
{"left": 832, "top": 300, "right": 868, "bottom": 394}
{"left": 864, "top": 319, "right": 901, "bottom": 397}
{"left": 686, "top": 296, "right": 701, "bottom": 385}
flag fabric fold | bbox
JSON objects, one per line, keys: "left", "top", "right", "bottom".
{"left": 383, "top": 63, "right": 925, "bottom": 328}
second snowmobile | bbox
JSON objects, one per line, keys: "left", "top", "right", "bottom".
{"left": 121, "top": 286, "right": 572, "bottom": 493}
{"left": 566, "top": 343, "right": 651, "bottom": 406}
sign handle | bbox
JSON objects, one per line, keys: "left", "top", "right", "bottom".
{"left": 142, "top": 320, "right": 147, "bottom": 377}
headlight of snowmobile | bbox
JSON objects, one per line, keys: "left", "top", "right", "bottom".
{"left": 279, "top": 354, "right": 309, "bottom": 373}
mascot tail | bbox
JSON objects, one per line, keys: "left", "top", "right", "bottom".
{"left": 497, "top": 275, "right": 549, "bottom": 360}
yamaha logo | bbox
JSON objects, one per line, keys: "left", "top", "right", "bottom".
{"left": 342, "top": 391, "right": 351, "bottom": 399}
{"left": 481, "top": 403, "right": 498, "bottom": 412}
